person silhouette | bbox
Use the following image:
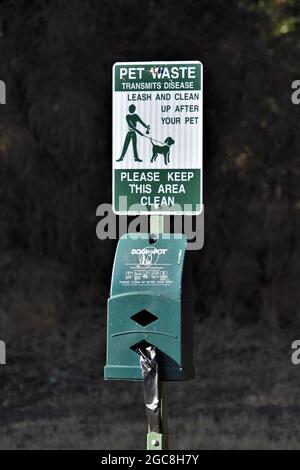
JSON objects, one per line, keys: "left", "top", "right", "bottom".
{"left": 116, "top": 105, "right": 150, "bottom": 162}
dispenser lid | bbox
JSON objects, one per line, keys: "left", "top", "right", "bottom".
{"left": 111, "top": 234, "right": 187, "bottom": 299}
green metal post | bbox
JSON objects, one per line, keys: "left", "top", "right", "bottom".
{"left": 147, "top": 215, "right": 169, "bottom": 451}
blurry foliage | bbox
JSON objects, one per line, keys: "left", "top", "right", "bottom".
{"left": 245, "top": 0, "right": 300, "bottom": 35}
{"left": 0, "top": 0, "right": 299, "bottom": 326}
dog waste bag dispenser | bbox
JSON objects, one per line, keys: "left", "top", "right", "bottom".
{"left": 104, "top": 234, "right": 194, "bottom": 381}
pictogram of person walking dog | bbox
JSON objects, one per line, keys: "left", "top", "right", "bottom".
{"left": 116, "top": 105, "right": 175, "bottom": 166}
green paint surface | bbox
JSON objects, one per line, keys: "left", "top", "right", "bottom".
{"left": 114, "top": 169, "right": 201, "bottom": 213}
{"left": 114, "top": 63, "right": 201, "bottom": 92}
{"left": 104, "top": 234, "right": 194, "bottom": 381}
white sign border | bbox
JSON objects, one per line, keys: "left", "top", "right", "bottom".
{"left": 112, "top": 60, "right": 203, "bottom": 216}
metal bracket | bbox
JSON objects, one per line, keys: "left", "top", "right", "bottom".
{"left": 147, "top": 432, "right": 166, "bottom": 450}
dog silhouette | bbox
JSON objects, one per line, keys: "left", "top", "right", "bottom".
{"left": 150, "top": 137, "right": 175, "bottom": 165}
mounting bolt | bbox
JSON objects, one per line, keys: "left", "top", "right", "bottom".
{"left": 151, "top": 439, "right": 159, "bottom": 447}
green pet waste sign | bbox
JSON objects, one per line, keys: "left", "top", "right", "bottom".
{"left": 112, "top": 61, "right": 203, "bottom": 215}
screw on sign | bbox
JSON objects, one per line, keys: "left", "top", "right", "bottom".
{"left": 104, "top": 61, "right": 204, "bottom": 450}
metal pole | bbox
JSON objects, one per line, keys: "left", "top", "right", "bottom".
{"left": 149, "top": 214, "right": 164, "bottom": 236}
{"left": 147, "top": 214, "right": 168, "bottom": 451}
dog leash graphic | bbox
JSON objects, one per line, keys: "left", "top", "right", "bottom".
{"left": 142, "top": 134, "right": 165, "bottom": 145}
{"left": 128, "top": 124, "right": 165, "bottom": 145}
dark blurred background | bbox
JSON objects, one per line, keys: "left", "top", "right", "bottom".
{"left": 0, "top": 0, "right": 300, "bottom": 449}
